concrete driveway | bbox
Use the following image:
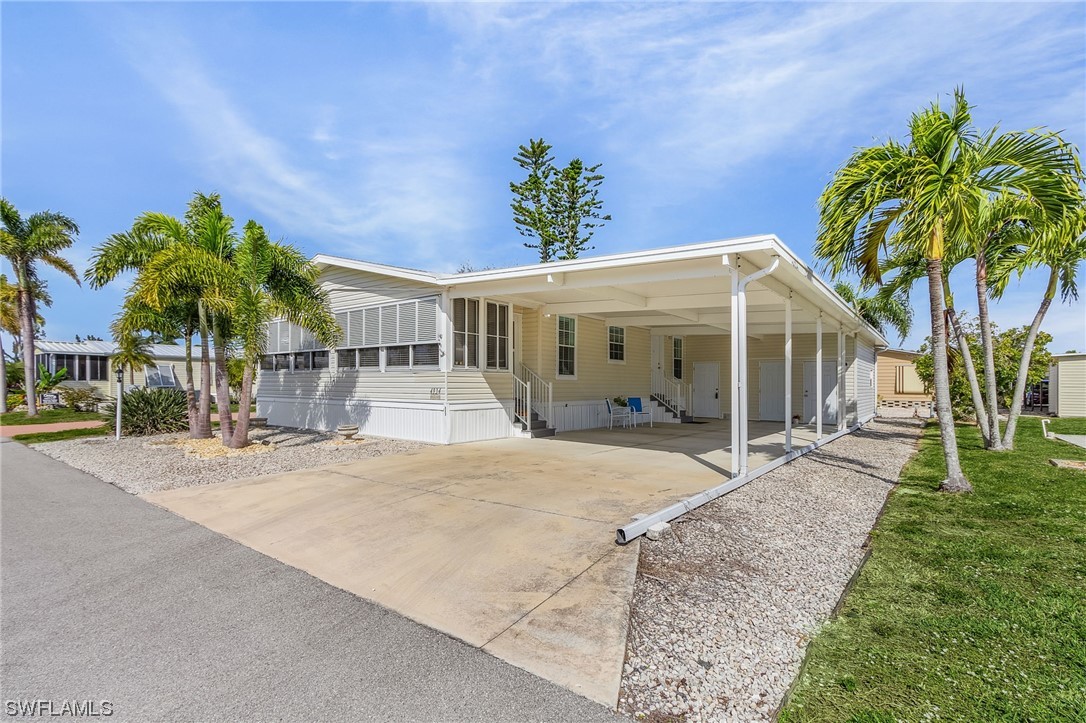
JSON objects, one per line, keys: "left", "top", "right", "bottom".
{"left": 1, "top": 440, "right": 619, "bottom": 723}
{"left": 146, "top": 431, "right": 732, "bottom": 705}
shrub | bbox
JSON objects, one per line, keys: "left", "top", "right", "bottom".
{"left": 103, "top": 387, "right": 188, "bottom": 436}
{"left": 6, "top": 392, "right": 26, "bottom": 408}
{"left": 60, "top": 386, "right": 99, "bottom": 411}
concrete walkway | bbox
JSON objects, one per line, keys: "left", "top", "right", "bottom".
{"left": 0, "top": 440, "right": 620, "bottom": 722}
{"left": 0, "top": 419, "right": 105, "bottom": 436}
{"left": 1054, "top": 433, "right": 1086, "bottom": 450}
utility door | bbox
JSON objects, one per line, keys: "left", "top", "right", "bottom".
{"left": 758, "top": 360, "right": 786, "bottom": 421}
{"left": 803, "top": 361, "right": 838, "bottom": 425}
{"left": 693, "top": 362, "right": 720, "bottom": 418}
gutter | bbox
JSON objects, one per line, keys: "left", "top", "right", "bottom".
{"left": 616, "top": 413, "right": 876, "bottom": 544}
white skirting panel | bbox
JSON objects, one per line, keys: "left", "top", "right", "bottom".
{"left": 551, "top": 400, "right": 609, "bottom": 432}
{"left": 448, "top": 402, "right": 518, "bottom": 444}
{"left": 258, "top": 397, "right": 447, "bottom": 444}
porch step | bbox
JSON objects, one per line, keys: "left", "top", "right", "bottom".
{"left": 651, "top": 394, "right": 695, "bottom": 423}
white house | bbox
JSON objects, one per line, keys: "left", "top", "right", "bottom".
{"left": 257, "top": 234, "right": 887, "bottom": 479}
{"left": 34, "top": 340, "right": 206, "bottom": 399}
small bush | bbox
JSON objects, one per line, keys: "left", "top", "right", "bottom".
{"left": 103, "top": 387, "right": 188, "bottom": 436}
{"left": 6, "top": 392, "right": 26, "bottom": 409}
{"left": 60, "top": 386, "right": 99, "bottom": 411}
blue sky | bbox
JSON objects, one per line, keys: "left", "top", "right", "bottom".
{"left": 3, "top": 1, "right": 1084, "bottom": 353}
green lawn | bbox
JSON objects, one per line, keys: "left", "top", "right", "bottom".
{"left": 780, "top": 416, "right": 1086, "bottom": 723}
{"left": 12, "top": 426, "right": 111, "bottom": 444}
{"left": 1, "top": 408, "right": 108, "bottom": 426}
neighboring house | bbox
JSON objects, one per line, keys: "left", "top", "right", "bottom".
{"left": 875, "top": 348, "right": 933, "bottom": 417}
{"left": 257, "top": 234, "right": 887, "bottom": 477}
{"left": 34, "top": 340, "right": 206, "bottom": 400}
{"left": 1049, "top": 353, "right": 1086, "bottom": 418}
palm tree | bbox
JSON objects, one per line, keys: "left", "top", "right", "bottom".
{"left": 992, "top": 197, "right": 1086, "bottom": 448}
{"left": 111, "top": 331, "right": 154, "bottom": 385}
{"left": 817, "top": 92, "right": 981, "bottom": 491}
{"left": 87, "top": 192, "right": 226, "bottom": 439}
{"left": 223, "top": 221, "right": 338, "bottom": 447}
{"left": 0, "top": 199, "right": 80, "bottom": 417}
{"left": 1, "top": 274, "right": 51, "bottom": 413}
{"left": 832, "top": 281, "right": 912, "bottom": 343}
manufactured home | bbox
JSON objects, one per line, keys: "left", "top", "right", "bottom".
{"left": 875, "top": 348, "right": 933, "bottom": 417}
{"left": 258, "top": 235, "right": 887, "bottom": 479}
{"left": 34, "top": 340, "right": 207, "bottom": 400}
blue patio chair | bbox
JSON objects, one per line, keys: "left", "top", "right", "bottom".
{"left": 605, "top": 399, "right": 631, "bottom": 430}
{"left": 627, "top": 397, "right": 653, "bottom": 427}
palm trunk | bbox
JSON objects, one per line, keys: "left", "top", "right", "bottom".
{"left": 928, "top": 258, "right": 971, "bottom": 492}
{"left": 0, "top": 333, "right": 7, "bottom": 414}
{"left": 212, "top": 315, "right": 234, "bottom": 443}
{"left": 975, "top": 251, "right": 1004, "bottom": 449}
{"left": 1002, "top": 269, "right": 1056, "bottom": 450}
{"left": 227, "top": 362, "right": 254, "bottom": 449}
{"left": 195, "top": 302, "right": 213, "bottom": 438}
{"left": 183, "top": 330, "right": 200, "bottom": 438}
{"left": 945, "top": 289, "right": 990, "bottom": 444}
{"left": 18, "top": 284, "right": 38, "bottom": 417}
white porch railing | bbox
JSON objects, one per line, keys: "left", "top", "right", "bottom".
{"left": 513, "top": 374, "right": 531, "bottom": 428}
{"left": 652, "top": 369, "right": 689, "bottom": 415}
{"left": 517, "top": 364, "right": 553, "bottom": 426}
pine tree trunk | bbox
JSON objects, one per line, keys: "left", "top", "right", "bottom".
{"left": 928, "top": 258, "right": 972, "bottom": 492}
{"left": 18, "top": 285, "right": 38, "bottom": 417}
{"left": 227, "top": 362, "right": 254, "bottom": 449}
{"left": 183, "top": 330, "right": 199, "bottom": 439}
{"left": 212, "top": 316, "right": 234, "bottom": 443}
{"left": 975, "top": 252, "right": 1004, "bottom": 449}
{"left": 1002, "top": 270, "right": 1056, "bottom": 450}
{"left": 0, "top": 333, "right": 7, "bottom": 414}
{"left": 946, "top": 304, "right": 990, "bottom": 445}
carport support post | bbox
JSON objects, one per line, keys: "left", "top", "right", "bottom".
{"left": 730, "top": 260, "right": 743, "bottom": 477}
{"left": 815, "top": 314, "right": 823, "bottom": 440}
{"left": 837, "top": 326, "right": 846, "bottom": 432}
{"left": 784, "top": 295, "right": 792, "bottom": 452}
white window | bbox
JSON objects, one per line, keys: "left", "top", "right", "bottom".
{"left": 144, "top": 364, "right": 178, "bottom": 387}
{"left": 608, "top": 326, "right": 625, "bottom": 363}
{"left": 486, "top": 302, "right": 509, "bottom": 371}
{"left": 673, "top": 337, "right": 683, "bottom": 379}
{"left": 453, "top": 298, "right": 480, "bottom": 368}
{"left": 558, "top": 316, "right": 576, "bottom": 378}
{"left": 328, "top": 296, "right": 440, "bottom": 372}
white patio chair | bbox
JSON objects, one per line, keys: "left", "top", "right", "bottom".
{"left": 628, "top": 397, "right": 653, "bottom": 427}
{"left": 605, "top": 399, "right": 631, "bottom": 430}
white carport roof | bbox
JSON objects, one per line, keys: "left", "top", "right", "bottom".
{"left": 34, "top": 340, "right": 192, "bottom": 359}
{"left": 314, "top": 234, "right": 887, "bottom": 346}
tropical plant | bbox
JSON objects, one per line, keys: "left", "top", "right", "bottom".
{"left": 111, "top": 331, "right": 154, "bottom": 384}
{"left": 103, "top": 387, "right": 188, "bottom": 436}
{"left": 511, "top": 138, "right": 611, "bottom": 262}
{"left": 35, "top": 363, "right": 67, "bottom": 394}
{"left": 59, "top": 385, "right": 99, "bottom": 411}
{"left": 1, "top": 273, "right": 52, "bottom": 413}
{"left": 212, "top": 221, "right": 338, "bottom": 448}
{"left": 832, "top": 281, "right": 912, "bottom": 343}
{"left": 0, "top": 199, "right": 80, "bottom": 417}
{"left": 86, "top": 192, "right": 224, "bottom": 439}
{"left": 991, "top": 197, "right": 1086, "bottom": 448}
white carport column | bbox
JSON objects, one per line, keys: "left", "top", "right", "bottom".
{"left": 837, "top": 326, "right": 846, "bottom": 432}
{"left": 730, "top": 262, "right": 742, "bottom": 477}
{"left": 784, "top": 294, "right": 792, "bottom": 452}
{"left": 815, "top": 313, "right": 823, "bottom": 440}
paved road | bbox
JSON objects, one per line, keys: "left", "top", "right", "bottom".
{"left": 0, "top": 439, "right": 621, "bottom": 722}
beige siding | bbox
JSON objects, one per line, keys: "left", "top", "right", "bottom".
{"left": 531, "top": 313, "right": 651, "bottom": 402}
{"left": 876, "top": 350, "right": 930, "bottom": 402}
{"left": 321, "top": 266, "right": 440, "bottom": 311}
{"left": 61, "top": 354, "right": 206, "bottom": 400}
{"left": 1054, "top": 357, "right": 1086, "bottom": 417}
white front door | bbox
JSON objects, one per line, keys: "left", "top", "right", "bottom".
{"left": 651, "top": 335, "right": 665, "bottom": 375}
{"left": 803, "top": 361, "right": 838, "bottom": 424}
{"left": 693, "top": 362, "right": 720, "bottom": 418}
{"left": 759, "top": 360, "right": 786, "bottom": 421}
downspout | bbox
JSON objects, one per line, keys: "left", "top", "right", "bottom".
{"left": 734, "top": 256, "right": 780, "bottom": 476}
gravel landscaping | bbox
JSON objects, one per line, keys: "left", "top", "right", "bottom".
{"left": 619, "top": 418, "right": 924, "bottom": 723}
{"left": 31, "top": 427, "right": 428, "bottom": 495}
